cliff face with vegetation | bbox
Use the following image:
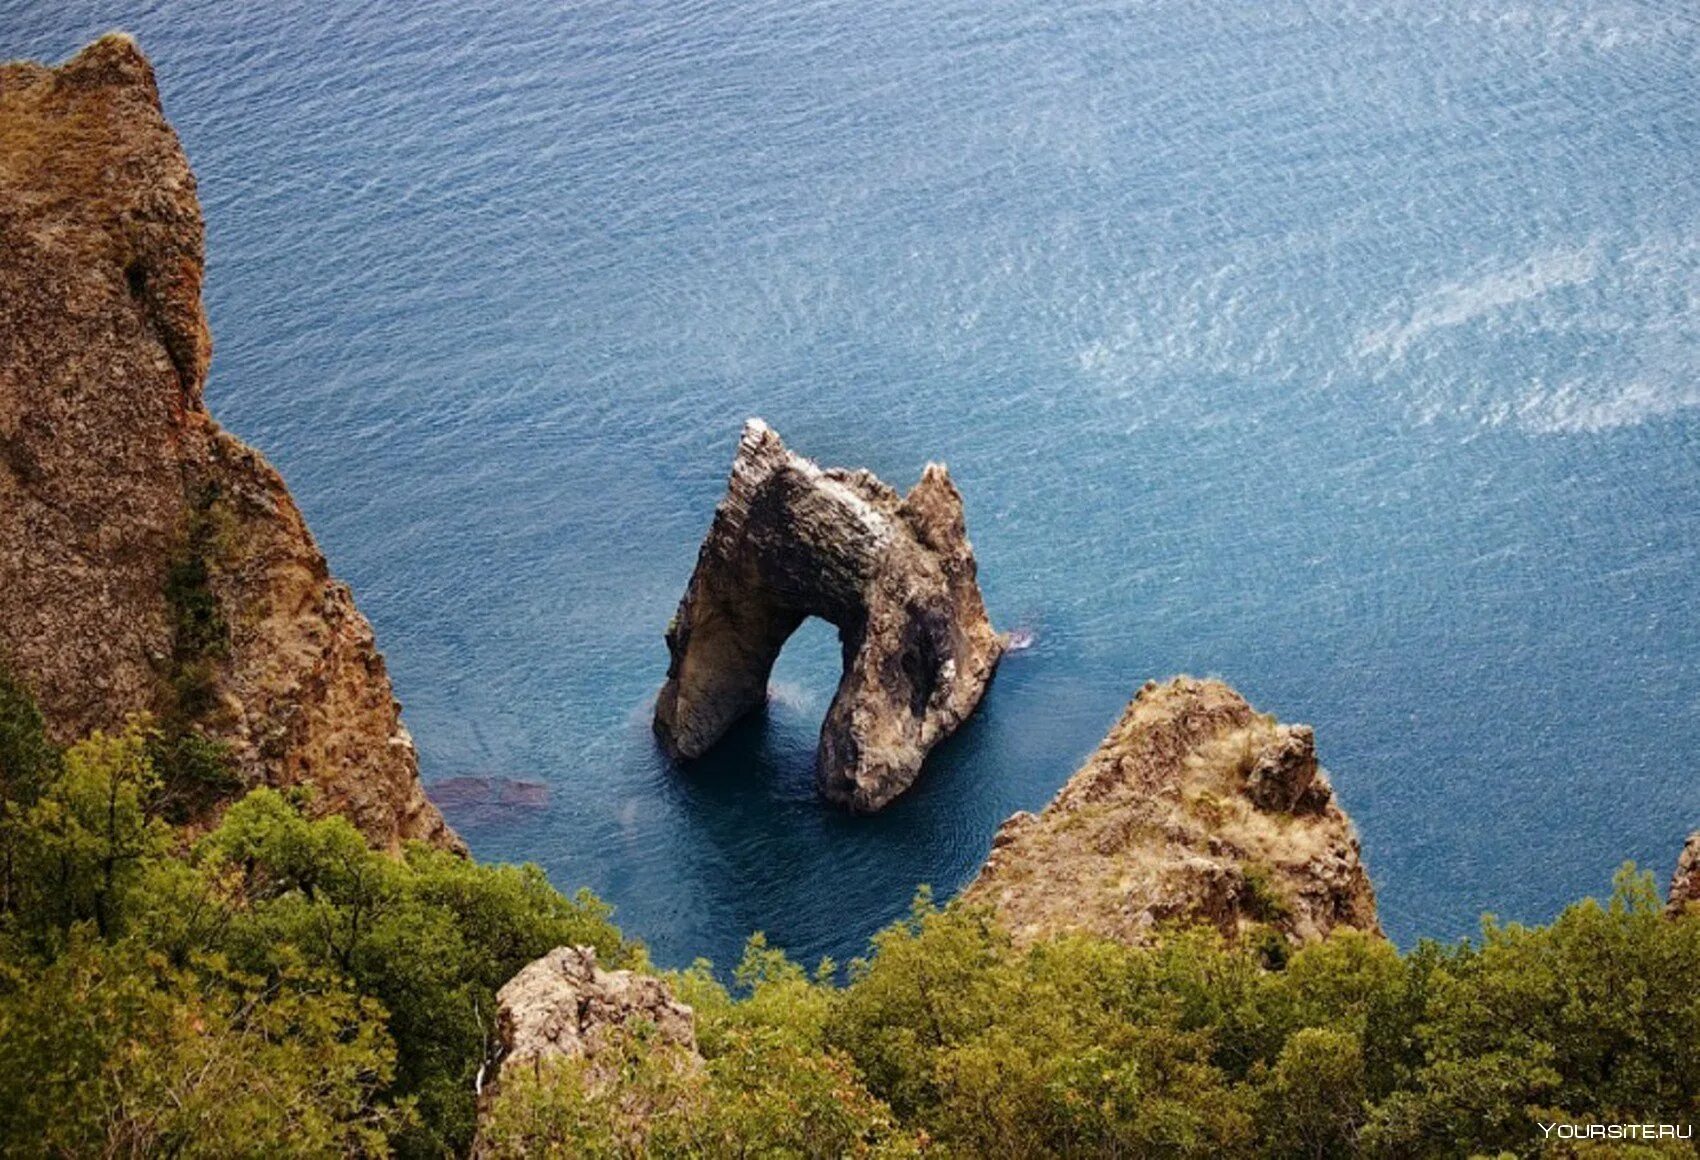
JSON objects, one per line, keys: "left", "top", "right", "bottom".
{"left": 968, "top": 677, "right": 1379, "bottom": 947}
{"left": 0, "top": 35, "right": 456, "bottom": 850}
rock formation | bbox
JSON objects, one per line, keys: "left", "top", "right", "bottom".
{"left": 966, "top": 677, "right": 1378, "bottom": 946}
{"left": 489, "top": 946, "right": 696, "bottom": 1083}
{"left": 1669, "top": 831, "right": 1700, "bottom": 916}
{"left": 0, "top": 36, "right": 457, "bottom": 850}
{"left": 654, "top": 420, "right": 1003, "bottom": 812}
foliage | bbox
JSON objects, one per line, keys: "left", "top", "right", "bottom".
{"left": 0, "top": 680, "right": 630, "bottom": 1157}
{"left": 495, "top": 880, "right": 1700, "bottom": 1159}
{"left": 164, "top": 481, "right": 230, "bottom": 712}
{"left": 153, "top": 483, "right": 243, "bottom": 820}
{"left": 0, "top": 933, "right": 401, "bottom": 1158}
{"left": 148, "top": 788, "right": 631, "bottom": 1157}
{"left": 4, "top": 722, "right": 169, "bottom": 952}
{"left": 146, "top": 725, "right": 242, "bottom": 825}
{"left": 0, "top": 665, "right": 59, "bottom": 922}
{"left": 0, "top": 664, "right": 55, "bottom": 808}
{"left": 2, "top": 674, "right": 1698, "bottom": 1157}
{"left": 479, "top": 1024, "right": 916, "bottom": 1160}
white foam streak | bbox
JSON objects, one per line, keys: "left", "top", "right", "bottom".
{"left": 1358, "top": 248, "right": 1598, "bottom": 362}
{"left": 1512, "top": 379, "right": 1700, "bottom": 435}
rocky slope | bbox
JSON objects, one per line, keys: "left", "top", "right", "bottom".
{"left": 0, "top": 35, "right": 457, "bottom": 850}
{"left": 655, "top": 419, "right": 1003, "bottom": 811}
{"left": 966, "top": 677, "right": 1378, "bottom": 946}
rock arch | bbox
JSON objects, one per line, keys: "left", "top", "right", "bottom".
{"left": 654, "top": 421, "right": 1004, "bottom": 812}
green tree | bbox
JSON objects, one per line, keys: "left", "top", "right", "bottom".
{"left": 178, "top": 788, "right": 632, "bottom": 1157}
{"left": 1363, "top": 869, "right": 1700, "bottom": 1157}
{"left": 0, "top": 931, "right": 401, "bottom": 1157}
{"left": 5, "top": 721, "right": 168, "bottom": 953}
{"left": 0, "top": 666, "right": 58, "bottom": 920}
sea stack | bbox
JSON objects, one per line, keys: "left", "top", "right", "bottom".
{"left": 0, "top": 36, "right": 458, "bottom": 851}
{"left": 654, "top": 420, "right": 1002, "bottom": 812}
{"left": 967, "top": 677, "right": 1379, "bottom": 946}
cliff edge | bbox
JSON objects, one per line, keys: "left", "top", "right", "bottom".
{"left": 0, "top": 36, "right": 458, "bottom": 850}
{"left": 966, "top": 677, "right": 1378, "bottom": 946}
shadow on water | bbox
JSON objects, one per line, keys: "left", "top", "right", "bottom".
{"left": 640, "top": 628, "right": 1117, "bottom": 971}
{"left": 659, "top": 703, "right": 819, "bottom": 812}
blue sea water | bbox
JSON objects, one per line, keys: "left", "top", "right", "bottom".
{"left": 7, "top": 0, "right": 1699, "bottom": 971}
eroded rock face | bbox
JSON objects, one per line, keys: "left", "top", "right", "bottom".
{"left": 0, "top": 36, "right": 457, "bottom": 851}
{"left": 655, "top": 420, "right": 1003, "bottom": 811}
{"left": 966, "top": 677, "right": 1379, "bottom": 946}
{"left": 1670, "top": 831, "right": 1700, "bottom": 916}
{"left": 491, "top": 946, "right": 696, "bottom": 1082}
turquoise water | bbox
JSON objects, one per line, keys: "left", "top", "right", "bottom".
{"left": 9, "top": 0, "right": 1699, "bottom": 970}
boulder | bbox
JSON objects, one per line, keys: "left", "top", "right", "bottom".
{"left": 490, "top": 946, "right": 696, "bottom": 1083}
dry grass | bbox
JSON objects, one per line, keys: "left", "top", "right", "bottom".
{"left": 967, "top": 677, "right": 1377, "bottom": 946}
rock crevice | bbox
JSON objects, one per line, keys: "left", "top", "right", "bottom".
{"left": 654, "top": 420, "right": 1002, "bottom": 812}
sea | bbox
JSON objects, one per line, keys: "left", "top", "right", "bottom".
{"left": 7, "top": 0, "right": 1698, "bottom": 971}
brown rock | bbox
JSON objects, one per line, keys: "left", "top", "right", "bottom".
{"left": 1669, "top": 831, "right": 1700, "bottom": 916}
{"left": 490, "top": 946, "right": 696, "bottom": 1083}
{"left": 964, "top": 677, "right": 1379, "bottom": 946}
{"left": 0, "top": 36, "right": 457, "bottom": 851}
{"left": 654, "top": 420, "right": 1003, "bottom": 812}
{"left": 1245, "top": 724, "right": 1329, "bottom": 814}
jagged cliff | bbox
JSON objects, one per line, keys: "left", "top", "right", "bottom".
{"left": 0, "top": 36, "right": 457, "bottom": 850}
{"left": 655, "top": 420, "right": 1003, "bottom": 811}
{"left": 967, "top": 677, "right": 1378, "bottom": 946}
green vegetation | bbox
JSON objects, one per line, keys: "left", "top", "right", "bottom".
{"left": 164, "top": 481, "right": 231, "bottom": 720}
{"left": 153, "top": 482, "right": 243, "bottom": 822}
{"left": 480, "top": 880, "right": 1700, "bottom": 1158}
{"left": 0, "top": 682, "right": 630, "bottom": 1158}
{"left": 2, "top": 677, "right": 1697, "bottom": 1157}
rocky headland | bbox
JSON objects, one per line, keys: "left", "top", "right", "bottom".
{"left": 654, "top": 419, "right": 1003, "bottom": 812}
{"left": 0, "top": 35, "right": 456, "bottom": 850}
{"left": 967, "top": 676, "right": 1380, "bottom": 946}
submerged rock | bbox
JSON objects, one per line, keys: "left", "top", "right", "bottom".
{"left": 0, "top": 37, "right": 457, "bottom": 851}
{"left": 1670, "top": 831, "right": 1700, "bottom": 916}
{"left": 654, "top": 420, "right": 1003, "bottom": 812}
{"left": 966, "top": 677, "right": 1379, "bottom": 946}
{"left": 430, "top": 777, "right": 550, "bottom": 828}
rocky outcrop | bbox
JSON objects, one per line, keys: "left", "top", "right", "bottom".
{"left": 0, "top": 36, "right": 457, "bottom": 850}
{"left": 1670, "top": 831, "right": 1700, "bottom": 916}
{"left": 474, "top": 946, "right": 698, "bottom": 1157}
{"left": 966, "top": 677, "right": 1378, "bottom": 946}
{"left": 489, "top": 946, "right": 696, "bottom": 1083}
{"left": 655, "top": 420, "right": 1003, "bottom": 812}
